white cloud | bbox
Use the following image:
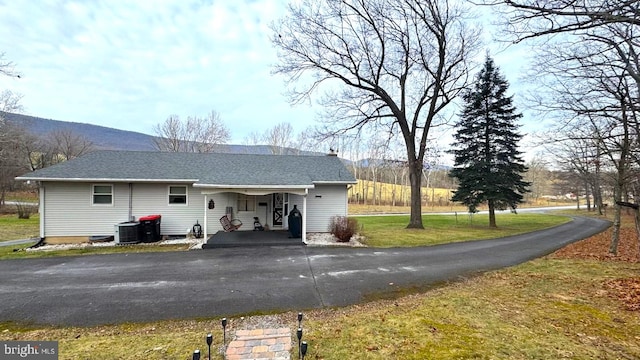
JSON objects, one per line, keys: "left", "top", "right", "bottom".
{"left": 0, "top": 0, "right": 309, "bottom": 141}
{"left": 0, "top": 0, "right": 533, "bottom": 152}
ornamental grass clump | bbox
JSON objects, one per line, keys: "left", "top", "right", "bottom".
{"left": 329, "top": 216, "right": 358, "bottom": 242}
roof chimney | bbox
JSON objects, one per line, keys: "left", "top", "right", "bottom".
{"left": 327, "top": 148, "right": 338, "bottom": 156}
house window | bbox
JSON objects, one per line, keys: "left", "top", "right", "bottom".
{"left": 237, "top": 194, "right": 255, "bottom": 212}
{"left": 92, "top": 184, "right": 113, "bottom": 205}
{"left": 169, "top": 185, "right": 188, "bottom": 205}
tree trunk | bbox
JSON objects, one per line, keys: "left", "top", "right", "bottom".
{"left": 592, "top": 181, "right": 603, "bottom": 215}
{"left": 610, "top": 188, "right": 622, "bottom": 255}
{"left": 634, "top": 207, "right": 640, "bottom": 261}
{"left": 594, "top": 152, "right": 603, "bottom": 215}
{"left": 488, "top": 199, "right": 497, "bottom": 228}
{"left": 407, "top": 163, "right": 424, "bottom": 229}
{"left": 585, "top": 180, "right": 591, "bottom": 211}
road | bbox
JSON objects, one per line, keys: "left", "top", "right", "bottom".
{"left": 0, "top": 216, "right": 610, "bottom": 327}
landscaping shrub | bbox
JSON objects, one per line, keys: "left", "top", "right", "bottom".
{"left": 329, "top": 216, "right": 358, "bottom": 242}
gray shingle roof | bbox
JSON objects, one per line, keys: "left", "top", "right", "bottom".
{"left": 17, "top": 151, "right": 357, "bottom": 187}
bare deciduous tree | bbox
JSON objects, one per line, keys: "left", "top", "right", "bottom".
{"left": 264, "top": 122, "right": 294, "bottom": 155}
{"left": 0, "top": 120, "right": 28, "bottom": 205}
{"left": 0, "top": 90, "right": 23, "bottom": 113}
{"left": 0, "top": 52, "right": 26, "bottom": 205}
{"left": 487, "top": 1, "right": 640, "bottom": 254}
{"left": 485, "top": 1, "right": 639, "bottom": 40}
{"left": 153, "top": 111, "right": 230, "bottom": 153}
{"left": 272, "top": 0, "right": 481, "bottom": 228}
{"left": 46, "top": 129, "right": 94, "bottom": 161}
{"left": 528, "top": 38, "right": 638, "bottom": 255}
{"left": 0, "top": 52, "right": 20, "bottom": 78}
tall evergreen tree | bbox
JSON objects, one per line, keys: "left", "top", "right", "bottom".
{"left": 450, "top": 56, "right": 530, "bottom": 227}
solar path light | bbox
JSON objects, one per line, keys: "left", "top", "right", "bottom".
{"left": 297, "top": 327, "right": 303, "bottom": 359}
{"left": 221, "top": 318, "right": 228, "bottom": 348}
{"left": 206, "top": 333, "right": 212, "bottom": 360}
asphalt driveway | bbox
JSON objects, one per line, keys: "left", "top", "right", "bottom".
{"left": 0, "top": 216, "right": 610, "bottom": 326}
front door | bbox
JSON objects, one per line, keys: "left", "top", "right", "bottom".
{"left": 273, "top": 193, "right": 283, "bottom": 226}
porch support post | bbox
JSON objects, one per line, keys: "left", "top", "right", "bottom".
{"left": 302, "top": 189, "right": 307, "bottom": 243}
{"left": 39, "top": 182, "right": 45, "bottom": 239}
{"left": 203, "top": 194, "right": 208, "bottom": 239}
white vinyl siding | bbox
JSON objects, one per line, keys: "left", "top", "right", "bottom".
{"left": 290, "top": 185, "right": 348, "bottom": 232}
{"left": 131, "top": 184, "right": 202, "bottom": 235}
{"left": 41, "top": 182, "right": 350, "bottom": 238}
{"left": 44, "top": 182, "right": 129, "bottom": 237}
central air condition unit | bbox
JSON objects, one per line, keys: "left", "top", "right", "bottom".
{"left": 114, "top": 222, "right": 140, "bottom": 244}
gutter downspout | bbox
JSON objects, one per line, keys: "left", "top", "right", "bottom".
{"left": 128, "top": 183, "right": 133, "bottom": 221}
{"left": 203, "top": 194, "right": 208, "bottom": 240}
{"left": 39, "top": 182, "right": 45, "bottom": 239}
{"left": 302, "top": 189, "right": 307, "bottom": 244}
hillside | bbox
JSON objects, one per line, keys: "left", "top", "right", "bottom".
{"left": 1, "top": 111, "right": 157, "bottom": 151}
{"left": 0, "top": 111, "right": 318, "bottom": 155}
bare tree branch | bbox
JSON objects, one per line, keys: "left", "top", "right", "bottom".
{"left": 152, "top": 111, "right": 230, "bottom": 153}
{"left": 272, "top": 0, "right": 481, "bottom": 228}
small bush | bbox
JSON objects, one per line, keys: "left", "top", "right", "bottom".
{"left": 329, "top": 216, "right": 358, "bottom": 242}
{"left": 15, "top": 202, "right": 36, "bottom": 219}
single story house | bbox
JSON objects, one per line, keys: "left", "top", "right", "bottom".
{"left": 16, "top": 150, "right": 357, "bottom": 244}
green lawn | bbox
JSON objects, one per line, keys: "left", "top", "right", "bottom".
{"left": 302, "top": 259, "right": 640, "bottom": 359}
{"left": 0, "top": 213, "right": 570, "bottom": 260}
{"left": 354, "top": 213, "right": 570, "bottom": 247}
{"left": 0, "top": 214, "right": 39, "bottom": 242}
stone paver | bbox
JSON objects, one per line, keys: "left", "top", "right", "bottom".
{"left": 226, "top": 328, "right": 291, "bottom": 360}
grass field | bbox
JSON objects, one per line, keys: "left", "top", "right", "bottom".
{"left": 0, "top": 214, "right": 39, "bottom": 242}
{"left": 349, "top": 179, "right": 452, "bottom": 207}
{"left": 354, "top": 213, "right": 570, "bottom": 247}
{"left": 301, "top": 259, "right": 640, "bottom": 359}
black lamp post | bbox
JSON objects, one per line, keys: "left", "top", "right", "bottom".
{"left": 297, "top": 327, "right": 303, "bottom": 359}
{"left": 206, "top": 333, "right": 212, "bottom": 360}
{"left": 301, "top": 341, "right": 308, "bottom": 359}
{"left": 221, "top": 318, "right": 228, "bottom": 347}
{"left": 297, "top": 312, "right": 303, "bottom": 328}
{"left": 192, "top": 349, "right": 201, "bottom": 360}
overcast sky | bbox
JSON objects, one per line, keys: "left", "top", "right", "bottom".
{"left": 0, "top": 0, "right": 535, "bottom": 154}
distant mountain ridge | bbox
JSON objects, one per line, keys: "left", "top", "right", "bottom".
{"left": 0, "top": 111, "right": 322, "bottom": 156}
{"left": 2, "top": 111, "right": 157, "bottom": 151}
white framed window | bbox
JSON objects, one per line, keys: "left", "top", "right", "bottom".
{"left": 168, "top": 185, "right": 188, "bottom": 205}
{"left": 237, "top": 194, "right": 255, "bottom": 212}
{"left": 92, "top": 184, "right": 113, "bottom": 205}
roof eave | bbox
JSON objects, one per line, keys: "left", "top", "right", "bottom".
{"left": 313, "top": 180, "right": 358, "bottom": 185}
{"left": 193, "top": 184, "right": 314, "bottom": 189}
{"left": 15, "top": 177, "right": 199, "bottom": 183}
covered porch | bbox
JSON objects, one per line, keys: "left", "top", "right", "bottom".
{"left": 201, "top": 230, "right": 303, "bottom": 248}
{"left": 196, "top": 185, "right": 310, "bottom": 242}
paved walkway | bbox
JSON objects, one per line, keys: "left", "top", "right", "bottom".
{"left": 226, "top": 328, "right": 291, "bottom": 360}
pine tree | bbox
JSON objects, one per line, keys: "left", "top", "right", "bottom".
{"left": 450, "top": 56, "right": 530, "bottom": 227}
